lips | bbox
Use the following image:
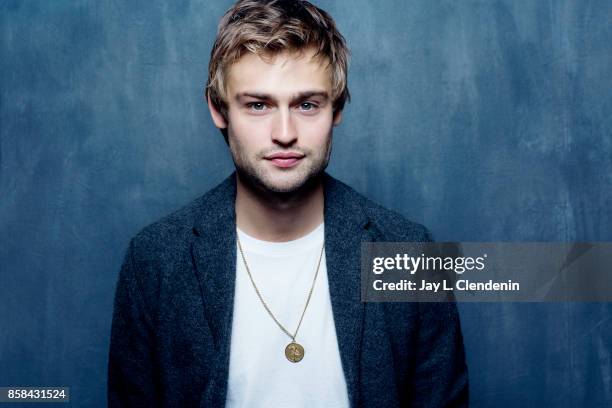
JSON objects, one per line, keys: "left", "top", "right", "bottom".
{"left": 265, "top": 152, "right": 305, "bottom": 168}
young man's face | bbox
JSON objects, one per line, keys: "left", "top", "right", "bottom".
{"left": 209, "top": 47, "right": 342, "bottom": 194}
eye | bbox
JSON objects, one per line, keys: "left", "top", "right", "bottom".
{"left": 299, "top": 102, "right": 317, "bottom": 111}
{"left": 247, "top": 102, "right": 267, "bottom": 111}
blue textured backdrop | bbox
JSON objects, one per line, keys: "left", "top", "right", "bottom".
{"left": 1, "top": 0, "right": 611, "bottom": 406}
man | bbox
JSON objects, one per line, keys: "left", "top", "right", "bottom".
{"left": 107, "top": 0, "right": 468, "bottom": 407}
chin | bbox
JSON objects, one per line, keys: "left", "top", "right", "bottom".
{"left": 260, "top": 174, "right": 310, "bottom": 194}
{"left": 259, "top": 166, "right": 328, "bottom": 194}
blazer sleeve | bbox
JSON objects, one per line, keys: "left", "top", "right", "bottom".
{"left": 107, "top": 239, "right": 159, "bottom": 407}
{"left": 410, "top": 228, "right": 469, "bottom": 407}
{"left": 409, "top": 302, "right": 469, "bottom": 407}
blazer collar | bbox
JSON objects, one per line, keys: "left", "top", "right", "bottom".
{"left": 191, "top": 171, "right": 369, "bottom": 407}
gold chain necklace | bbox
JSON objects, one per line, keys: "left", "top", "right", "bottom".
{"left": 236, "top": 232, "right": 325, "bottom": 363}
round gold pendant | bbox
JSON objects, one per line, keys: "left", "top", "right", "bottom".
{"left": 285, "top": 341, "right": 305, "bottom": 363}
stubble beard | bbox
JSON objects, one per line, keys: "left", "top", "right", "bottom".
{"left": 229, "top": 134, "right": 333, "bottom": 199}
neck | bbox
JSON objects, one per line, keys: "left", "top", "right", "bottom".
{"left": 235, "top": 172, "right": 324, "bottom": 242}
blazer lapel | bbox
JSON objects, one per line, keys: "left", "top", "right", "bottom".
{"left": 190, "top": 173, "right": 238, "bottom": 407}
{"left": 323, "top": 173, "right": 369, "bottom": 408}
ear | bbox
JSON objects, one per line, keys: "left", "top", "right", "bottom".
{"left": 206, "top": 93, "right": 228, "bottom": 129}
{"left": 332, "top": 109, "right": 343, "bottom": 126}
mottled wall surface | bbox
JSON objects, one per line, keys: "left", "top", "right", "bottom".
{"left": 1, "top": 1, "right": 610, "bottom": 406}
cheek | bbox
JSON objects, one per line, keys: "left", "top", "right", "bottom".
{"left": 228, "top": 113, "right": 270, "bottom": 147}
{"left": 296, "top": 114, "right": 334, "bottom": 144}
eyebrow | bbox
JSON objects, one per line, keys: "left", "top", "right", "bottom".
{"left": 235, "top": 91, "right": 330, "bottom": 104}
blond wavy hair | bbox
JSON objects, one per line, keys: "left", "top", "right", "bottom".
{"left": 206, "top": 0, "right": 351, "bottom": 121}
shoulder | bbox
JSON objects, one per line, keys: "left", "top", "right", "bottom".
{"left": 325, "top": 174, "right": 434, "bottom": 242}
{"left": 363, "top": 195, "right": 433, "bottom": 242}
{"left": 128, "top": 174, "right": 234, "bottom": 261}
{"left": 129, "top": 196, "right": 202, "bottom": 259}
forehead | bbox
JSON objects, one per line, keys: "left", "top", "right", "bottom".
{"left": 226, "top": 48, "right": 332, "bottom": 98}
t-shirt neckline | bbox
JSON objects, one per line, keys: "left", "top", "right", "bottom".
{"left": 236, "top": 222, "right": 324, "bottom": 257}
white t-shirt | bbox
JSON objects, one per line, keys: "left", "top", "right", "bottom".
{"left": 225, "top": 223, "right": 350, "bottom": 408}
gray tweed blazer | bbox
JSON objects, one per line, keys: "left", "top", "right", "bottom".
{"left": 108, "top": 172, "right": 468, "bottom": 407}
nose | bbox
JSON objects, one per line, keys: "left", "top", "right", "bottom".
{"left": 271, "top": 107, "right": 297, "bottom": 146}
